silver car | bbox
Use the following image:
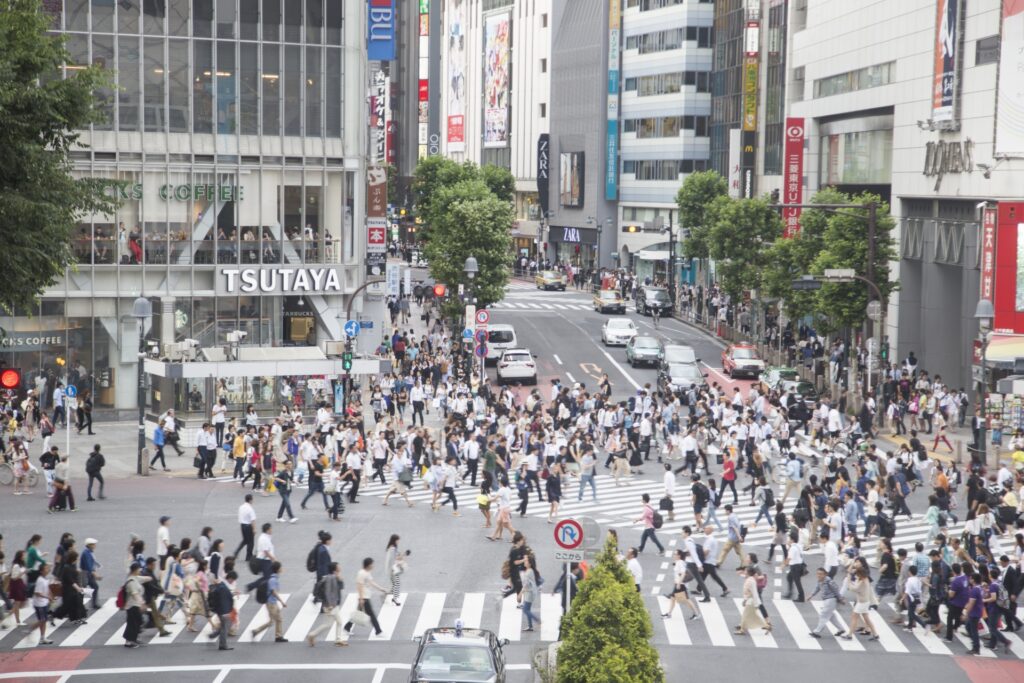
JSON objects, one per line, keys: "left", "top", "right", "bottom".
{"left": 625, "top": 335, "right": 664, "bottom": 367}
{"left": 601, "top": 318, "right": 637, "bottom": 346}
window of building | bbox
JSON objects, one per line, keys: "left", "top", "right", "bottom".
{"left": 325, "top": 47, "right": 341, "bottom": 137}
{"left": 539, "top": 102, "right": 546, "bottom": 118}
{"left": 144, "top": 0, "right": 165, "bottom": 35}
{"left": 169, "top": 0, "right": 190, "bottom": 36}
{"left": 193, "top": 40, "right": 213, "bottom": 133}
{"left": 976, "top": 35, "right": 999, "bottom": 66}
{"left": 193, "top": 0, "right": 212, "bottom": 38}
{"left": 540, "top": 58, "right": 547, "bottom": 73}
{"left": 91, "top": 0, "right": 113, "bottom": 33}
{"left": 263, "top": 43, "right": 280, "bottom": 135}
{"left": 240, "top": 0, "right": 259, "bottom": 40}
{"left": 307, "top": 0, "right": 323, "bottom": 44}
{"left": 626, "top": 0, "right": 685, "bottom": 10}
{"left": 541, "top": 13, "right": 548, "bottom": 28}
{"left": 143, "top": 37, "right": 164, "bottom": 132}
{"left": 239, "top": 43, "right": 259, "bottom": 134}
{"left": 92, "top": 34, "right": 115, "bottom": 129}
{"left": 326, "top": 0, "right": 342, "bottom": 45}
{"left": 118, "top": 35, "right": 139, "bottom": 131}
{"left": 217, "top": 41, "right": 236, "bottom": 134}
{"left": 284, "top": 45, "right": 302, "bottom": 135}
{"left": 263, "top": 0, "right": 281, "bottom": 42}
{"left": 216, "top": 0, "right": 235, "bottom": 38}
{"left": 285, "top": 0, "right": 302, "bottom": 42}
{"left": 306, "top": 46, "right": 321, "bottom": 136}
{"left": 67, "top": 0, "right": 88, "bottom": 31}
{"left": 813, "top": 61, "right": 895, "bottom": 98}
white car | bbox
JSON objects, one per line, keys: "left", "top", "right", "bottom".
{"left": 601, "top": 318, "right": 637, "bottom": 346}
{"left": 485, "top": 324, "right": 518, "bottom": 364}
{"left": 496, "top": 348, "right": 537, "bottom": 385}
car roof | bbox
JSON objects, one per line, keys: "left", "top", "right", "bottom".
{"left": 423, "top": 627, "right": 495, "bottom": 645}
{"left": 731, "top": 343, "right": 755, "bottom": 349}
{"left": 633, "top": 335, "right": 660, "bottom": 344}
{"left": 489, "top": 323, "right": 515, "bottom": 331}
{"left": 606, "top": 318, "right": 634, "bottom": 325}
{"left": 500, "top": 347, "right": 531, "bottom": 355}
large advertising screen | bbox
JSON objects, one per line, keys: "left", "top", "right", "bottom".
{"left": 996, "top": 0, "right": 1024, "bottom": 155}
{"left": 446, "top": 0, "right": 466, "bottom": 151}
{"left": 483, "top": 12, "right": 511, "bottom": 148}
{"left": 560, "top": 152, "right": 585, "bottom": 208}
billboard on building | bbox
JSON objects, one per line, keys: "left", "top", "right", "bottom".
{"left": 367, "top": 0, "right": 396, "bottom": 61}
{"left": 537, "top": 134, "right": 550, "bottom": 214}
{"left": 446, "top": 0, "right": 466, "bottom": 151}
{"left": 605, "top": 0, "right": 622, "bottom": 201}
{"left": 483, "top": 12, "right": 511, "bottom": 148}
{"left": 782, "top": 117, "right": 805, "bottom": 238}
{"left": 728, "top": 129, "right": 742, "bottom": 199}
{"left": 371, "top": 70, "right": 389, "bottom": 166}
{"left": 996, "top": 0, "right": 1024, "bottom": 155}
{"left": 931, "top": 0, "right": 962, "bottom": 123}
{"left": 560, "top": 152, "right": 585, "bottom": 208}
{"left": 742, "top": 57, "right": 759, "bottom": 132}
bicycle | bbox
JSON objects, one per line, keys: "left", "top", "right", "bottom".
{"left": 0, "top": 459, "right": 40, "bottom": 488}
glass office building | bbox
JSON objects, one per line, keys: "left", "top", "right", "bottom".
{"left": 1, "top": 1, "right": 367, "bottom": 415}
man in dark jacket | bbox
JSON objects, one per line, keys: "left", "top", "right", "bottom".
{"left": 85, "top": 445, "right": 106, "bottom": 501}
{"left": 307, "top": 562, "right": 346, "bottom": 647}
{"left": 208, "top": 571, "right": 236, "bottom": 650}
{"left": 1000, "top": 554, "right": 1022, "bottom": 632}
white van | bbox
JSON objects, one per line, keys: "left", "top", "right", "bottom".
{"left": 485, "top": 324, "right": 518, "bottom": 364}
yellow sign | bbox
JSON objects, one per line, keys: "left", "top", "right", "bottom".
{"left": 742, "top": 57, "right": 759, "bottom": 132}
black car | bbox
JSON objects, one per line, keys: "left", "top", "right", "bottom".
{"left": 635, "top": 286, "right": 673, "bottom": 316}
{"left": 410, "top": 627, "right": 508, "bottom": 683}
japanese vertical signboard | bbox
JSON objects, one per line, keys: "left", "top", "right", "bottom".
{"left": 782, "top": 118, "right": 805, "bottom": 238}
{"left": 605, "top": 0, "right": 622, "bottom": 200}
{"left": 367, "top": 0, "right": 396, "bottom": 61}
{"left": 371, "top": 70, "right": 389, "bottom": 166}
{"left": 931, "top": 0, "right": 962, "bottom": 124}
{"left": 366, "top": 166, "right": 387, "bottom": 276}
{"left": 981, "top": 206, "right": 996, "bottom": 302}
{"left": 996, "top": 0, "right": 1024, "bottom": 155}
{"left": 446, "top": 0, "right": 466, "bottom": 151}
{"left": 537, "top": 134, "right": 550, "bottom": 215}
{"left": 483, "top": 12, "right": 511, "bottom": 148}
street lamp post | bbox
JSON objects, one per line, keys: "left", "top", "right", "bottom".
{"left": 974, "top": 298, "right": 994, "bottom": 469}
{"left": 131, "top": 296, "right": 153, "bottom": 476}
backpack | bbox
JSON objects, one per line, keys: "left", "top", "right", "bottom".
{"left": 878, "top": 513, "right": 896, "bottom": 538}
{"left": 995, "top": 581, "right": 1010, "bottom": 609}
{"left": 86, "top": 452, "right": 102, "bottom": 474}
{"left": 694, "top": 483, "right": 710, "bottom": 506}
{"left": 306, "top": 544, "right": 320, "bottom": 573}
{"left": 312, "top": 576, "right": 326, "bottom": 604}
{"left": 116, "top": 583, "right": 127, "bottom": 609}
{"left": 255, "top": 579, "right": 269, "bottom": 604}
{"left": 652, "top": 511, "right": 664, "bottom": 529}
{"left": 763, "top": 487, "right": 775, "bottom": 508}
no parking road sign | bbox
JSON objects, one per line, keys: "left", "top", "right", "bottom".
{"left": 554, "top": 519, "right": 584, "bottom": 550}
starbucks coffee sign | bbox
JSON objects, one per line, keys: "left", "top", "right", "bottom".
{"left": 102, "top": 182, "right": 243, "bottom": 202}
{"left": 220, "top": 267, "right": 344, "bottom": 295}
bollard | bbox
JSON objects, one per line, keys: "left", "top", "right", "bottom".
{"left": 140, "top": 448, "right": 150, "bottom": 476}
{"left": 955, "top": 441, "right": 963, "bottom": 465}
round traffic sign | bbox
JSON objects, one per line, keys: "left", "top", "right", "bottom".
{"left": 474, "top": 329, "right": 488, "bottom": 344}
{"left": 475, "top": 309, "right": 490, "bottom": 325}
{"left": 553, "top": 519, "right": 584, "bottom": 550}
{"left": 474, "top": 343, "right": 488, "bottom": 358}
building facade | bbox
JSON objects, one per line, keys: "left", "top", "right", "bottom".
{"left": 786, "top": 0, "right": 1024, "bottom": 392}
{"left": 1, "top": 0, "right": 369, "bottom": 416}
{"left": 438, "top": 0, "right": 551, "bottom": 260}
{"left": 617, "top": 0, "right": 713, "bottom": 280}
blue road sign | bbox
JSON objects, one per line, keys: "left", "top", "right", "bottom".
{"left": 474, "top": 329, "right": 488, "bottom": 344}
{"left": 65, "top": 385, "right": 78, "bottom": 398}
{"left": 359, "top": 320, "right": 374, "bottom": 330}
{"left": 343, "top": 320, "right": 361, "bottom": 338}
{"left": 474, "top": 343, "right": 488, "bottom": 358}
{"left": 462, "top": 328, "right": 474, "bottom": 340}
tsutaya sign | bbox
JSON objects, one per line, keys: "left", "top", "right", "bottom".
{"left": 220, "top": 267, "right": 344, "bottom": 295}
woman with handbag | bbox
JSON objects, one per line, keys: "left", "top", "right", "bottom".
{"left": 384, "top": 535, "right": 407, "bottom": 607}
{"left": 185, "top": 559, "right": 211, "bottom": 633}
{"left": 735, "top": 566, "right": 771, "bottom": 636}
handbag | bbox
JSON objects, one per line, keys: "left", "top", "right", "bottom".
{"left": 398, "top": 468, "right": 413, "bottom": 484}
{"left": 501, "top": 560, "right": 511, "bottom": 580}
{"left": 248, "top": 558, "right": 261, "bottom": 575}
{"left": 348, "top": 606, "right": 372, "bottom": 627}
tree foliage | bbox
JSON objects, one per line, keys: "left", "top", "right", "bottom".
{"left": 707, "top": 197, "right": 783, "bottom": 300}
{"left": 410, "top": 156, "right": 477, "bottom": 233}
{"left": 421, "top": 179, "right": 513, "bottom": 312}
{"left": 479, "top": 164, "right": 515, "bottom": 205}
{"left": 0, "top": 0, "right": 120, "bottom": 315}
{"left": 810, "top": 191, "right": 898, "bottom": 334}
{"left": 556, "top": 538, "right": 664, "bottom": 683}
{"left": 676, "top": 170, "right": 728, "bottom": 260}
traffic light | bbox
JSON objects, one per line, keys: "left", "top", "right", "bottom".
{"left": 622, "top": 224, "right": 640, "bottom": 233}
{"left": 432, "top": 283, "right": 447, "bottom": 298}
{"left": 0, "top": 368, "right": 21, "bottom": 390}
{"left": 341, "top": 352, "right": 353, "bottom": 372}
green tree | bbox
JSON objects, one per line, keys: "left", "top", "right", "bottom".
{"left": 707, "top": 196, "right": 782, "bottom": 300}
{"left": 479, "top": 163, "right": 515, "bottom": 205}
{"left": 410, "top": 156, "right": 476, "bottom": 234}
{"left": 422, "top": 179, "right": 513, "bottom": 313}
{"left": 556, "top": 538, "right": 664, "bottom": 683}
{"left": 676, "top": 170, "right": 728, "bottom": 260}
{"left": 810, "top": 191, "right": 897, "bottom": 334}
{"left": 0, "top": 0, "right": 120, "bottom": 316}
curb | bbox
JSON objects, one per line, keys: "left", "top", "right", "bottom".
{"left": 669, "top": 314, "right": 726, "bottom": 349}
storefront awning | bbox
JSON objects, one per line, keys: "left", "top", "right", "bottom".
{"left": 984, "top": 334, "right": 1024, "bottom": 369}
{"left": 637, "top": 250, "right": 671, "bottom": 261}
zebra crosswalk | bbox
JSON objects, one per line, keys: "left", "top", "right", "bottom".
{"left": 4, "top": 588, "right": 1021, "bottom": 658}
{"left": 490, "top": 301, "right": 592, "bottom": 312}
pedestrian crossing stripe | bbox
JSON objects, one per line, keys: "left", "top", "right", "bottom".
{"left": 216, "top": 472, "right": 958, "bottom": 560}
{"left": 490, "top": 302, "right": 591, "bottom": 311}
{"left": 2, "top": 589, "right": 1022, "bottom": 658}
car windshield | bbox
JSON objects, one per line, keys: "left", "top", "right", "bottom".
{"left": 489, "top": 330, "right": 514, "bottom": 344}
{"left": 417, "top": 644, "right": 496, "bottom": 677}
{"left": 663, "top": 346, "right": 696, "bottom": 363}
{"left": 795, "top": 382, "right": 816, "bottom": 396}
{"left": 733, "top": 347, "right": 757, "bottom": 359}
{"left": 503, "top": 353, "right": 532, "bottom": 363}
{"left": 669, "top": 363, "right": 700, "bottom": 378}
{"left": 646, "top": 289, "right": 670, "bottom": 302}
{"left": 774, "top": 368, "right": 799, "bottom": 381}
{"left": 599, "top": 291, "right": 618, "bottom": 300}
{"left": 634, "top": 337, "right": 660, "bottom": 349}
{"left": 541, "top": 271, "right": 560, "bottom": 279}
{"left": 608, "top": 320, "right": 634, "bottom": 330}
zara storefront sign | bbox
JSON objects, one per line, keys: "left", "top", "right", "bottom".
{"left": 220, "top": 267, "right": 344, "bottom": 295}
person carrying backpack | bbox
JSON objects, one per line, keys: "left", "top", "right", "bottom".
{"left": 306, "top": 562, "right": 347, "bottom": 647}
{"left": 207, "top": 571, "right": 236, "bottom": 651}
{"left": 85, "top": 444, "right": 106, "bottom": 501}
{"left": 307, "top": 531, "right": 333, "bottom": 583}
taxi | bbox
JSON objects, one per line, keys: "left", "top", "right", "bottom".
{"left": 592, "top": 289, "right": 626, "bottom": 314}
{"left": 535, "top": 270, "right": 567, "bottom": 291}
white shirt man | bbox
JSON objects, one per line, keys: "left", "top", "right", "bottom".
{"left": 238, "top": 499, "right": 257, "bottom": 527}
{"left": 822, "top": 535, "right": 840, "bottom": 577}
{"left": 626, "top": 549, "right": 643, "bottom": 591}
{"left": 256, "top": 528, "right": 275, "bottom": 562}
{"left": 827, "top": 407, "right": 842, "bottom": 434}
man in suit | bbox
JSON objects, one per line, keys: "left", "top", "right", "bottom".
{"left": 1000, "top": 554, "right": 1022, "bottom": 632}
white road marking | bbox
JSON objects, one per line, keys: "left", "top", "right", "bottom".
{"left": 732, "top": 598, "right": 777, "bottom": 647}
{"left": 772, "top": 599, "right": 822, "bottom": 650}
{"left": 283, "top": 595, "right": 322, "bottom": 642}
{"left": 498, "top": 594, "right": 522, "bottom": 642}
{"left": 601, "top": 349, "right": 641, "bottom": 390}
{"left": 60, "top": 599, "right": 118, "bottom": 647}
{"left": 565, "top": 372, "right": 577, "bottom": 383}
{"left": 412, "top": 592, "right": 446, "bottom": 636}
{"left": 369, "top": 593, "right": 408, "bottom": 640}
{"left": 697, "top": 599, "right": 735, "bottom": 647}
{"left": 662, "top": 601, "right": 692, "bottom": 645}
{"left": 459, "top": 593, "right": 485, "bottom": 629}
{"left": 553, "top": 354, "right": 562, "bottom": 365}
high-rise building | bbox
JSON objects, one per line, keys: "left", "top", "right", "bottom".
{"left": 616, "top": 0, "right": 713, "bottom": 281}
{"left": 1, "top": 1, "right": 370, "bottom": 415}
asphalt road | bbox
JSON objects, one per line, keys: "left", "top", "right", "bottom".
{"left": 0, "top": 282, "right": 1017, "bottom": 682}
